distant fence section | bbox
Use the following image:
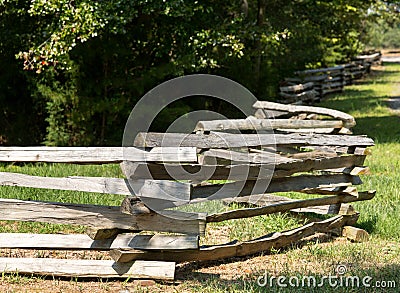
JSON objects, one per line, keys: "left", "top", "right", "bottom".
{"left": 279, "top": 51, "right": 382, "bottom": 104}
{"left": 0, "top": 101, "right": 375, "bottom": 280}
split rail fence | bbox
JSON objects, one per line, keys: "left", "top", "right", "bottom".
{"left": 0, "top": 101, "right": 375, "bottom": 280}
{"left": 279, "top": 51, "right": 382, "bottom": 104}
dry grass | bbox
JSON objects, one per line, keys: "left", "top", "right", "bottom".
{"left": 1, "top": 61, "right": 400, "bottom": 292}
{"left": 1, "top": 237, "right": 399, "bottom": 292}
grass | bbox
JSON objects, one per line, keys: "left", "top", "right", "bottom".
{"left": 1, "top": 63, "right": 400, "bottom": 292}
{"left": 0, "top": 163, "right": 124, "bottom": 234}
{"left": 0, "top": 162, "right": 307, "bottom": 240}
{"left": 182, "top": 63, "right": 400, "bottom": 292}
{"left": 318, "top": 63, "right": 400, "bottom": 240}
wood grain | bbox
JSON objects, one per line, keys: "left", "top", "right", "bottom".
{"left": 342, "top": 226, "right": 369, "bottom": 242}
{"left": 206, "top": 191, "right": 375, "bottom": 222}
{"left": 252, "top": 101, "right": 356, "bottom": 128}
{"left": 0, "top": 172, "right": 191, "bottom": 203}
{"left": 0, "top": 146, "right": 197, "bottom": 163}
{"left": 109, "top": 214, "right": 359, "bottom": 263}
{"left": 122, "top": 154, "right": 366, "bottom": 181}
{"left": 134, "top": 132, "right": 373, "bottom": 148}
{"left": 0, "top": 233, "right": 199, "bottom": 250}
{"left": 0, "top": 198, "right": 206, "bottom": 235}
{"left": 194, "top": 118, "right": 343, "bottom": 132}
{"left": 0, "top": 258, "right": 175, "bottom": 280}
{"left": 191, "top": 174, "right": 363, "bottom": 200}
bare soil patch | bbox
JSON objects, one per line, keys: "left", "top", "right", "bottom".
{"left": 1, "top": 235, "right": 399, "bottom": 293}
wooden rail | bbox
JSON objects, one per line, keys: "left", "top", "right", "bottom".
{"left": 279, "top": 51, "right": 381, "bottom": 104}
{"left": 0, "top": 100, "right": 376, "bottom": 280}
{"left": 0, "top": 146, "right": 197, "bottom": 163}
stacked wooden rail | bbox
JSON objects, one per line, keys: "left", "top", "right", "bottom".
{"left": 278, "top": 82, "right": 319, "bottom": 104}
{"left": 115, "top": 102, "right": 375, "bottom": 261}
{"left": 294, "top": 65, "right": 346, "bottom": 99}
{"left": 0, "top": 147, "right": 201, "bottom": 280}
{"left": 0, "top": 102, "right": 375, "bottom": 280}
{"left": 353, "top": 51, "right": 382, "bottom": 74}
{"left": 280, "top": 52, "right": 382, "bottom": 104}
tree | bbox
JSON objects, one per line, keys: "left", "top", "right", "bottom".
{"left": 6, "top": 0, "right": 248, "bottom": 145}
{"left": 0, "top": 0, "right": 48, "bottom": 145}
{"left": 0, "top": 0, "right": 396, "bottom": 145}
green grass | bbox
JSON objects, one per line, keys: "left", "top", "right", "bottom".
{"left": 1, "top": 64, "right": 400, "bottom": 292}
{"left": 0, "top": 163, "right": 124, "bottom": 233}
{"left": 274, "top": 63, "right": 400, "bottom": 240}
{"left": 319, "top": 65, "right": 400, "bottom": 141}
{"left": 170, "top": 235, "right": 400, "bottom": 292}
{"left": 2, "top": 65, "right": 399, "bottom": 240}
{"left": 172, "top": 64, "right": 400, "bottom": 292}
{"left": 0, "top": 162, "right": 124, "bottom": 206}
{"left": 318, "top": 64, "right": 400, "bottom": 240}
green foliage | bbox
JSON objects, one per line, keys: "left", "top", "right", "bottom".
{"left": 363, "top": 1, "right": 400, "bottom": 48}
{"left": 365, "top": 20, "right": 400, "bottom": 48}
{"left": 14, "top": 0, "right": 246, "bottom": 73}
{"left": 0, "top": 0, "right": 47, "bottom": 145}
{"left": 1, "top": 67, "right": 400, "bottom": 291}
{"left": 382, "top": 26, "right": 400, "bottom": 48}
{"left": 35, "top": 66, "right": 83, "bottom": 146}
{"left": 0, "top": 0, "right": 398, "bottom": 145}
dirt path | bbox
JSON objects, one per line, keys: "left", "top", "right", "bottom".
{"left": 382, "top": 56, "right": 400, "bottom": 63}
{"left": 2, "top": 51, "right": 400, "bottom": 293}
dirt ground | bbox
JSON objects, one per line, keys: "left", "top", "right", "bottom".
{"left": 1, "top": 234, "right": 398, "bottom": 293}
{"left": 2, "top": 50, "right": 400, "bottom": 292}
{"left": 0, "top": 235, "right": 346, "bottom": 293}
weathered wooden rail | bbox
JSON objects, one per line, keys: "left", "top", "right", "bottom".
{"left": 278, "top": 82, "right": 319, "bottom": 104}
{"left": 279, "top": 51, "right": 381, "bottom": 104}
{"left": 0, "top": 101, "right": 375, "bottom": 280}
{"left": 353, "top": 51, "right": 382, "bottom": 74}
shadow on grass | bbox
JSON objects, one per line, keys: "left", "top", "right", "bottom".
{"left": 320, "top": 91, "right": 400, "bottom": 143}
{"left": 321, "top": 89, "right": 379, "bottom": 113}
{"left": 356, "top": 214, "right": 378, "bottom": 235}
{"left": 352, "top": 79, "right": 394, "bottom": 86}
{"left": 353, "top": 116, "right": 400, "bottom": 143}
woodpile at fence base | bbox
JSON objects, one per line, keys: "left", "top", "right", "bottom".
{"left": 0, "top": 101, "right": 375, "bottom": 281}
{"left": 279, "top": 51, "right": 382, "bottom": 104}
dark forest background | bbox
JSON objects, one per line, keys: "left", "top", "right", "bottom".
{"left": 0, "top": 0, "right": 399, "bottom": 146}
